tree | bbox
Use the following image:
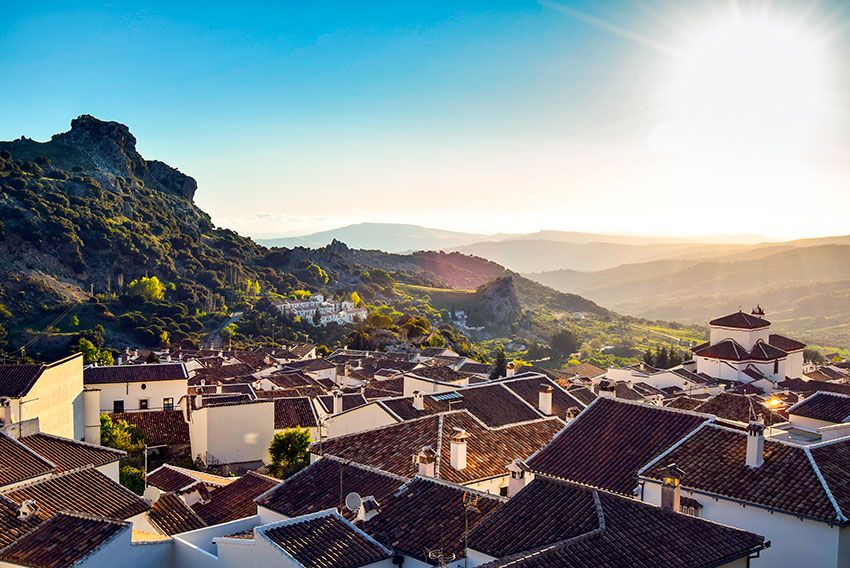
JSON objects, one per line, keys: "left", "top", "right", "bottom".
{"left": 804, "top": 348, "right": 825, "bottom": 365}
{"left": 76, "top": 337, "right": 114, "bottom": 366}
{"left": 159, "top": 330, "right": 170, "bottom": 348}
{"left": 306, "top": 263, "right": 329, "bottom": 286}
{"left": 551, "top": 329, "right": 580, "bottom": 357}
{"left": 489, "top": 347, "right": 507, "bottom": 380}
{"left": 126, "top": 276, "right": 166, "bottom": 301}
{"left": 221, "top": 323, "right": 238, "bottom": 340}
{"left": 350, "top": 291, "right": 362, "bottom": 306}
{"left": 119, "top": 465, "right": 145, "bottom": 495}
{"left": 100, "top": 414, "right": 145, "bottom": 453}
{"left": 268, "top": 428, "right": 311, "bottom": 478}
{"left": 69, "top": 315, "right": 80, "bottom": 328}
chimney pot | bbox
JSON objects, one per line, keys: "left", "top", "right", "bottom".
{"left": 414, "top": 445, "right": 436, "bottom": 477}
{"left": 450, "top": 427, "right": 469, "bottom": 470}
{"left": 412, "top": 390, "right": 425, "bottom": 411}
{"left": 660, "top": 463, "right": 684, "bottom": 512}
{"left": 746, "top": 421, "right": 765, "bottom": 468}
{"left": 332, "top": 390, "right": 343, "bottom": 415}
{"left": 538, "top": 384, "right": 553, "bottom": 415}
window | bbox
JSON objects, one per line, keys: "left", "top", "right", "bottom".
{"left": 140, "top": 383, "right": 147, "bottom": 390}
{"left": 773, "top": 360, "right": 779, "bottom": 374}
{"left": 113, "top": 400, "right": 124, "bottom": 413}
{"left": 163, "top": 398, "right": 174, "bottom": 411}
{"left": 499, "top": 486, "right": 509, "bottom": 497}
{"left": 682, "top": 506, "right": 698, "bottom": 517}
{"left": 139, "top": 399, "right": 149, "bottom": 410}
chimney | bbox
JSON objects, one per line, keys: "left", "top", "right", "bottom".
{"left": 746, "top": 421, "right": 765, "bottom": 468}
{"left": 538, "top": 384, "right": 553, "bottom": 415}
{"left": 412, "top": 390, "right": 425, "bottom": 411}
{"left": 17, "top": 500, "right": 39, "bottom": 521}
{"left": 506, "top": 459, "right": 533, "bottom": 498}
{"left": 506, "top": 361, "right": 516, "bottom": 378}
{"left": 660, "top": 463, "right": 684, "bottom": 512}
{"left": 332, "top": 390, "right": 343, "bottom": 415}
{"left": 83, "top": 388, "right": 101, "bottom": 445}
{"left": 1, "top": 399, "right": 12, "bottom": 426}
{"left": 414, "top": 446, "right": 436, "bottom": 477}
{"left": 565, "top": 406, "right": 579, "bottom": 421}
{"left": 450, "top": 427, "right": 470, "bottom": 470}
{"left": 597, "top": 381, "right": 615, "bottom": 399}
{"left": 116, "top": 356, "right": 123, "bottom": 365}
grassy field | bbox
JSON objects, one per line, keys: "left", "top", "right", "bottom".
{"left": 397, "top": 284, "right": 476, "bottom": 312}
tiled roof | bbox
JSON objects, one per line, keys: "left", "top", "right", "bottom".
{"left": 562, "top": 362, "right": 606, "bottom": 380}
{"left": 0, "top": 512, "right": 127, "bottom": 568}
{"left": 0, "top": 495, "right": 41, "bottom": 548}
{"left": 110, "top": 411, "right": 189, "bottom": 445}
{"left": 695, "top": 393, "right": 784, "bottom": 425}
{"left": 148, "top": 493, "right": 207, "bottom": 535}
{"left": 804, "top": 367, "right": 846, "bottom": 382}
{"left": 190, "top": 363, "right": 255, "bottom": 383}
{"left": 789, "top": 392, "right": 850, "bottom": 423}
{"left": 565, "top": 384, "right": 597, "bottom": 406}
{"left": 84, "top": 362, "right": 188, "bottom": 384}
{"left": 457, "top": 361, "right": 493, "bottom": 375}
{"left": 809, "top": 438, "right": 850, "bottom": 523}
{"left": 3, "top": 466, "right": 149, "bottom": 520}
{"left": 406, "top": 366, "right": 467, "bottom": 383}
{"left": 641, "top": 424, "right": 848, "bottom": 524}
{"left": 502, "top": 377, "right": 586, "bottom": 417}
{"left": 364, "top": 476, "right": 504, "bottom": 563}
{"left": 710, "top": 311, "right": 771, "bottom": 329}
{"left": 263, "top": 370, "right": 317, "bottom": 389}
{"left": 749, "top": 340, "right": 788, "bottom": 361}
{"left": 255, "top": 455, "right": 406, "bottom": 519}
{"left": 263, "top": 512, "right": 391, "bottom": 568}
{"left": 769, "top": 334, "right": 806, "bottom": 352}
{"left": 0, "top": 433, "right": 55, "bottom": 489}
{"left": 317, "top": 393, "right": 367, "bottom": 414}
{"left": 436, "top": 383, "right": 541, "bottom": 426}
{"left": 274, "top": 397, "right": 318, "bottom": 429}
{"left": 469, "top": 476, "right": 767, "bottom": 568}
{"left": 316, "top": 411, "right": 562, "bottom": 485}
{"left": 0, "top": 365, "right": 44, "bottom": 398}
{"left": 666, "top": 397, "right": 705, "bottom": 411}
{"left": 526, "top": 398, "right": 710, "bottom": 494}
{"left": 778, "top": 378, "right": 850, "bottom": 397}
{"left": 284, "top": 358, "right": 337, "bottom": 372}
{"left": 693, "top": 339, "right": 750, "bottom": 361}
{"left": 146, "top": 466, "right": 200, "bottom": 493}
{"left": 192, "top": 471, "right": 277, "bottom": 526}
{"left": 18, "top": 433, "right": 124, "bottom": 472}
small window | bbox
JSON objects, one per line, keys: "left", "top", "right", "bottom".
{"left": 140, "top": 383, "right": 147, "bottom": 391}
{"left": 682, "top": 506, "right": 698, "bottom": 517}
{"left": 773, "top": 360, "right": 779, "bottom": 374}
{"left": 499, "top": 486, "right": 509, "bottom": 497}
{"left": 139, "top": 399, "right": 149, "bottom": 410}
{"left": 163, "top": 398, "right": 174, "bottom": 411}
{"left": 113, "top": 400, "right": 124, "bottom": 413}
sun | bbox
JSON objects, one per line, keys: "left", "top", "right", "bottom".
{"left": 651, "top": 13, "right": 829, "bottom": 157}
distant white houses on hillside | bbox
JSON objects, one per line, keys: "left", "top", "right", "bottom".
{"left": 275, "top": 293, "right": 367, "bottom": 326}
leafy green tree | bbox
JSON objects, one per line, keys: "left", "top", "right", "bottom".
{"left": 350, "top": 291, "right": 362, "bottom": 306}
{"left": 77, "top": 337, "right": 114, "bottom": 366}
{"left": 490, "top": 347, "right": 507, "bottom": 380}
{"left": 221, "top": 323, "right": 238, "bottom": 340}
{"left": 159, "top": 330, "right": 170, "bottom": 347}
{"left": 120, "top": 465, "right": 145, "bottom": 495}
{"left": 268, "top": 428, "right": 311, "bottom": 478}
{"left": 292, "top": 289, "right": 311, "bottom": 299}
{"left": 804, "top": 348, "right": 825, "bottom": 365}
{"left": 69, "top": 315, "right": 80, "bottom": 328}
{"left": 100, "top": 414, "right": 145, "bottom": 453}
{"left": 550, "top": 329, "right": 580, "bottom": 357}
{"left": 126, "top": 276, "right": 166, "bottom": 301}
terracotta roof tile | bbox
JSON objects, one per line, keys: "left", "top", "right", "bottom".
{"left": 109, "top": 410, "right": 189, "bottom": 445}
{"left": 3, "top": 466, "right": 149, "bottom": 521}
{"left": 192, "top": 471, "right": 277, "bottom": 526}
{"left": 641, "top": 424, "right": 847, "bottom": 524}
{"left": 769, "top": 334, "right": 806, "bottom": 352}
{"left": 710, "top": 311, "right": 771, "bottom": 329}
{"left": 147, "top": 493, "right": 206, "bottom": 535}
{"left": 18, "top": 434, "right": 123, "bottom": 472}
{"left": 274, "top": 397, "right": 318, "bottom": 429}
{"left": 789, "top": 392, "right": 850, "bottom": 423}
{"left": 84, "top": 363, "right": 188, "bottom": 384}
{"left": 0, "top": 433, "right": 56, "bottom": 489}
{"left": 263, "top": 512, "right": 390, "bottom": 568}
{"left": 255, "top": 456, "right": 406, "bottom": 519}
{"left": 0, "top": 495, "right": 41, "bottom": 548}
{"left": 317, "top": 393, "right": 367, "bottom": 414}
{"left": 527, "top": 398, "right": 710, "bottom": 494}
{"left": 0, "top": 365, "right": 44, "bottom": 398}
{"left": 695, "top": 392, "right": 784, "bottom": 425}
{"left": 469, "top": 476, "right": 767, "bottom": 568}
{"left": 0, "top": 512, "right": 127, "bottom": 568}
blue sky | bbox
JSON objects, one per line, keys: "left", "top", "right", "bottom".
{"left": 2, "top": 1, "right": 849, "bottom": 239}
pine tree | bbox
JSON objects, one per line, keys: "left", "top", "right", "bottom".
{"left": 489, "top": 347, "right": 507, "bottom": 380}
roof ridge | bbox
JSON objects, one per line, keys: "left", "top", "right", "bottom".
{"left": 803, "top": 447, "right": 848, "bottom": 523}
{"left": 319, "top": 455, "right": 410, "bottom": 482}
{"left": 22, "top": 431, "right": 126, "bottom": 457}
{"left": 591, "top": 489, "right": 606, "bottom": 533}
{"left": 434, "top": 415, "right": 445, "bottom": 478}
{"left": 636, "top": 420, "right": 713, "bottom": 476}
{"left": 0, "top": 430, "right": 58, "bottom": 472}
{"left": 402, "top": 474, "right": 509, "bottom": 502}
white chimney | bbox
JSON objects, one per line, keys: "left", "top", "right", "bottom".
{"left": 660, "top": 463, "right": 684, "bottom": 512}
{"left": 538, "top": 384, "right": 553, "bottom": 415}
{"left": 565, "top": 406, "right": 579, "bottom": 421}
{"left": 597, "top": 381, "right": 615, "bottom": 399}
{"left": 17, "top": 500, "right": 39, "bottom": 521}
{"left": 746, "top": 421, "right": 765, "bottom": 468}
{"left": 412, "top": 391, "right": 425, "bottom": 411}
{"left": 450, "top": 427, "right": 470, "bottom": 470}
{"left": 506, "top": 361, "right": 516, "bottom": 378}
{"left": 332, "top": 390, "right": 343, "bottom": 415}
{"left": 116, "top": 356, "right": 123, "bottom": 365}
{"left": 506, "top": 459, "right": 533, "bottom": 498}
{"left": 414, "top": 446, "right": 436, "bottom": 477}
{"left": 83, "top": 388, "right": 101, "bottom": 445}
{"left": 1, "top": 399, "right": 12, "bottom": 426}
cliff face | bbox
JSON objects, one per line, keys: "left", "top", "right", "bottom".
{"left": 2, "top": 115, "right": 197, "bottom": 199}
{"left": 466, "top": 276, "right": 522, "bottom": 328}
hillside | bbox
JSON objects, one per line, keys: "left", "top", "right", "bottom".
{"left": 527, "top": 245, "right": 850, "bottom": 347}
{"left": 0, "top": 115, "right": 614, "bottom": 361}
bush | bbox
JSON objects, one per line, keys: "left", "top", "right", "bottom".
{"left": 268, "top": 428, "right": 311, "bottom": 478}
{"left": 120, "top": 465, "right": 145, "bottom": 495}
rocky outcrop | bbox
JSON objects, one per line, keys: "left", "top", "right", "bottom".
{"left": 467, "top": 276, "right": 522, "bottom": 328}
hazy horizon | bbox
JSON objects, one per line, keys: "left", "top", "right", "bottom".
{"left": 3, "top": 1, "right": 850, "bottom": 241}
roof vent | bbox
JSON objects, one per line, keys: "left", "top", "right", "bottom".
{"left": 17, "top": 500, "right": 39, "bottom": 521}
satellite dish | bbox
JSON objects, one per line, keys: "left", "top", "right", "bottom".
{"left": 345, "top": 492, "right": 363, "bottom": 512}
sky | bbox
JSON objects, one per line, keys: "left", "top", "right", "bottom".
{"left": 2, "top": 1, "right": 849, "bottom": 240}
